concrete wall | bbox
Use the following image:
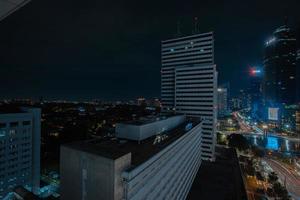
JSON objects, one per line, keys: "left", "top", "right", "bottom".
{"left": 60, "top": 146, "right": 131, "bottom": 200}
{"left": 122, "top": 121, "right": 203, "bottom": 200}
{"left": 116, "top": 115, "right": 185, "bottom": 141}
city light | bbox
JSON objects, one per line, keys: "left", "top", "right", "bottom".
{"left": 265, "top": 37, "right": 276, "bottom": 46}
{"left": 249, "top": 67, "right": 262, "bottom": 76}
{"left": 262, "top": 124, "right": 268, "bottom": 129}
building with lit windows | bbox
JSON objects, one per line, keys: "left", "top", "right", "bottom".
{"left": 296, "top": 110, "right": 300, "bottom": 136}
{"left": 161, "top": 32, "right": 217, "bottom": 161}
{"left": 297, "top": 49, "right": 300, "bottom": 102}
{"left": 61, "top": 115, "right": 205, "bottom": 200}
{"left": 263, "top": 24, "right": 297, "bottom": 105}
{"left": 217, "top": 87, "right": 228, "bottom": 117}
{"left": 0, "top": 107, "right": 40, "bottom": 199}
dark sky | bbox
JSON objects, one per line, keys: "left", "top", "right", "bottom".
{"left": 0, "top": 0, "right": 299, "bottom": 100}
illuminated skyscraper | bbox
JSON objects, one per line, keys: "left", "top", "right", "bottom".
{"left": 263, "top": 24, "right": 297, "bottom": 105}
{"left": 297, "top": 49, "right": 300, "bottom": 102}
{"left": 217, "top": 87, "right": 228, "bottom": 117}
{"left": 161, "top": 32, "right": 217, "bottom": 161}
{"left": 248, "top": 67, "right": 263, "bottom": 118}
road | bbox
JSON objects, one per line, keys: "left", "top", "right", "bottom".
{"left": 264, "top": 158, "right": 300, "bottom": 200}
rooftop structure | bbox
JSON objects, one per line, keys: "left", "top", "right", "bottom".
{"left": 115, "top": 115, "right": 185, "bottom": 141}
{"left": 64, "top": 116, "right": 198, "bottom": 166}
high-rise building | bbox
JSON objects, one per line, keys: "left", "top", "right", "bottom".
{"left": 161, "top": 32, "right": 217, "bottom": 161}
{"left": 217, "top": 87, "right": 228, "bottom": 117}
{"left": 263, "top": 24, "right": 297, "bottom": 105}
{"left": 0, "top": 107, "right": 40, "bottom": 198}
{"left": 248, "top": 67, "right": 263, "bottom": 118}
{"left": 297, "top": 49, "right": 300, "bottom": 102}
{"left": 296, "top": 110, "right": 300, "bottom": 136}
{"left": 61, "top": 115, "right": 205, "bottom": 200}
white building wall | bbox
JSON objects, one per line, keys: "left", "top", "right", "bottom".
{"left": 122, "top": 121, "right": 203, "bottom": 200}
{"left": 161, "top": 32, "right": 217, "bottom": 161}
{"left": 115, "top": 115, "right": 185, "bottom": 141}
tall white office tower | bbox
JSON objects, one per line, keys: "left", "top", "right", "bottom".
{"left": 0, "top": 107, "right": 41, "bottom": 198}
{"left": 161, "top": 32, "right": 217, "bottom": 161}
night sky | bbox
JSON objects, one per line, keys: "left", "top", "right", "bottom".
{"left": 0, "top": 0, "right": 299, "bottom": 100}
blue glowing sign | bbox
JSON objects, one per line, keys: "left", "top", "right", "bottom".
{"left": 266, "top": 136, "right": 279, "bottom": 150}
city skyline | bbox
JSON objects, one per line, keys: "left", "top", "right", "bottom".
{"left": 0, "top": 0, "right": 300, "bottom": 100}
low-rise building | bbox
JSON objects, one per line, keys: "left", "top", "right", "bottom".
{"left": 60, "top": 115, "right": 205, "bottom": 200}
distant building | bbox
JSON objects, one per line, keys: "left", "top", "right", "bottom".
{"left": 229, "top": 98, "right": 242, "bottom": 111}
{"left": 146, "top": 98, "right": 161, "bottom": 108}
{"left": 281, "top": 104, "right": 298, "bottom": 132}
{"left": 161, "top": 32, "right": 217, "bottom": 161}
{"left": 217, "top": 87, "right": 228, "bottom": 117}
{"left": 0, "top": 107, "right": 41, "bottom": 198}
{"left": 297, "top": 50, "right": 300, "bottom": 102}
{"left": 248, "top": 67, "right": 263, "bottom": 118}
{"left": 296, "top": 110, "right": 300, "bottom": 136}
{"left": 136, "top": 97, "right": 146, "bottom": 106}
{"left": 60, "top": 115, "right": 205, "bottom": 200}
{"left": 263, "top": 24, "right": 297, "bottom": 105}
{"left": 238, "top": 89, "right": 251, "bottom": 109}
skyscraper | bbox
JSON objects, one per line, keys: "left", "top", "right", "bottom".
{"left": 161, "top": 32, "right": 217, "bottom": 161}
{"left": 0, "top": 107, "right": 40, "bottom": 198}
{"left": 217, "top": 87, "right": 228, "bottom": 117}
{"left": 263, "top": 24, "right": 297, "bottom": 105}
{"left": 297, "top": 49, "right": 300, "bottom": 102}
{"left": 248, "top": 67, "right": 263, "bottom": 118}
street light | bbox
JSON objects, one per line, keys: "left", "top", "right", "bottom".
{"left": 262, "top": 124, "right": 268, "bottom": 135}
{"left": 262, "top": 124, "right": 268, "bottom": 129}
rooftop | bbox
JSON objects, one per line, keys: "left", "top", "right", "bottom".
{"left": 187, "top": 146, "right": 247, "bottom": 200}
{"left": 121, "top": 113, "right": 181, "bottom": 126}
{"left": 63, "top": 117, "right": 200, "bottom": 167}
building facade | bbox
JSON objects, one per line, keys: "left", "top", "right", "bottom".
{"left": 297, "top": 49, "right": 300, "bottom": 102}
{"left": 296, "top": 110, "right": 300, "bottom": 136}
{"left": 263, "top": 24, "right": 297, "bottom": 105}
{"left": 161, "top": 32, "right": 217, "bottom": 161}
{"left": 217, "top": 87, "right": 228, "bottom": 117}
{"left": 0, "top": 107, "right": 40, "bottom": 198}
{"left": 60, "top": 116, "right": 204, "bottom": 200}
